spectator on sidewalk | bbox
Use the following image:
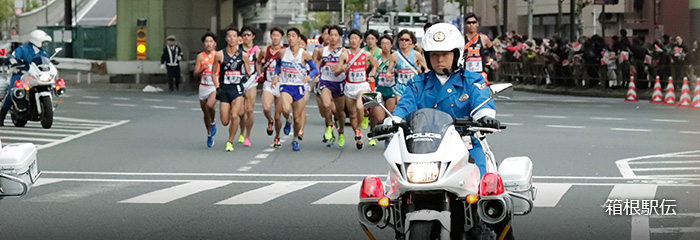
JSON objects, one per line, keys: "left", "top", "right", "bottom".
{"left": 671, "top": 36, "right": 688, "bottom": 82}
{"left": 161, "top": 35, "right": 183, "bottom": 92}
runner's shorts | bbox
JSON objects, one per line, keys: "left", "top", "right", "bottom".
{"left": 344, "top": 82, "right": 370, "bottom": 100}
{"left": 280, "top": 84, "right": 306, "bottom": 101}
{"left": 243, "top": 73, "right": 258, "bottom": 91}
{"left": 199, "top": 85, "right": 216, "bottom": 100}
{"left": 319, "top": 80, "right": 345, "bottom": 98}
{"left": 262, "top": 81, "right": 280, "bottom": 97}
{"left": 393, "top": 82, "right": 408, "bottom": 97}
{"left": 217, "top": 84, "right": 244, "bottom": 103}
{"left": 375, "top": 86, "right": 395, "bottom": 102}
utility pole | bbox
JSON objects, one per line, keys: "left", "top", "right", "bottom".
{"left": 527, "top": 0, "right": 533, "bottom": 39}
{"left": 570, "top": 0, "right": 575, "bottom": 42}
{"left": 503, "top": 0, "right": 508, "bottom": 36}
{"left": 64, "top": 0, "right": 72, "bottom": 57}
{"left": 601, "top": 3, "right": 606, "bottom": 38}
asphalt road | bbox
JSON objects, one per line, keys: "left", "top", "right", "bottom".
{"left": 1, "top": 87, "right": 699, "bottom": 240}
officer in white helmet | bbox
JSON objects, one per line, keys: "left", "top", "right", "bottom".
{"left": 0, "top": 30, "right": 52, "bottom": 126}
{"left": 389, "top": 22, "right": 511, "bottom": 239}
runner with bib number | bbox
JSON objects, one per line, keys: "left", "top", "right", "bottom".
{"left": 393, "top": 29, "right": 427, "bottom": 102}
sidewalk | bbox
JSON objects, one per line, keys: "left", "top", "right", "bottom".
{"left": 61, "top": 70, "right": 198, "bottom": 91}
{"left": 513, "top": 83, "right": 655, "bottom": 100}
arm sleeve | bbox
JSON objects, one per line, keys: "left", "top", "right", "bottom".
{"left": 161, "top": 48, "right": 167, "bottom": 64}
{"left": 274, "top": 58, "right": 281, "bottom": 75}
{"left": 392, "top": 74, "right": 421, "bottom": 119}
{"left": 306, "top": 59, "right": 318, "bottom": 78}
{"left": 467, "top": 73, "right": 496, "bottom": 120}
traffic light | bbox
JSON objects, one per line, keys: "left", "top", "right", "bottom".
{"left": 136, "top": 18, "right": 147, "bottom": 60}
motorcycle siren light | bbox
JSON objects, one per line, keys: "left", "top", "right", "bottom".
{"left": 56, "top": 78, "right": 66, "bottom": 90}
{"left": 0, "top": 49, "right": 6, "bottom": 56}
{"left": 479, "top": 173, "right": 504, "bottom": 196}
{"left": 14, "top": 81, "right": 23, "bottom": 88}
{"left": 466, "top": 194, "right": 479, "bottom": 204}
{"left": 360, "top": 176, "right": 385, "bottom": 199}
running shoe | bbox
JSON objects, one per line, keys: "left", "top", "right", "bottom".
{"left": 292, "top": 141, "right": 300, "bottom": 151}
{"left": 297, "top": 130, "right": 304, "bottom": 141}
{"left": 273, "top": 138, "right": 281, "bottom": 148}
{"left": 324, "top": 125, "right": 333, "bottom": 141}
{"left": 225, "top": 142, "right": 234, "bottom": 152}
{"left": 238, "top": 134, "right": 245, "bottom": 143}
{"left": 338, "top": 133, "right": 345, "bottom": 147}
{"left": 243, "top": 138, "right": 251, "bottom": 147}
{"left": 368, "top": 139, "right": 377, "bottom": 146}
{"left": 283, "top": 122, "right": 291, "bottom": 135}
{"left": 361, "top": 116, "right": 369, "bottom": 130}
{"left": 326, "top": 135, "right": 335, "bottom": 147}
{"left": 207, "top": 135, "right": 215, "bottom": 148}
{"left": 210, "top": 124, "right": 217, "bottom": 136}
{"left": 266, "top": 122, "right": 273, "bottom": 136}
{"left": 355, "top": 129, "right": 363, "bottom": 149}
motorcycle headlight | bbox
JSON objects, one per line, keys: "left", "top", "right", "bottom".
{"left": 406, "top": 162, "right": 440, "bottom": 183}
{"left": 40, "top": 74, "right": 51, "bottom": 82}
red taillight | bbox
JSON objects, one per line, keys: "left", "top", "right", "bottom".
{"left": 0, "top": 49, "right": 6, "bottom": 56}
{"left": 14, "top": 81, "right": 24, "bottom": 89}
{"left": 479, "top": 173, "right": 504, "bottom": 196}
{"left": 360, "top": 176, "right": 385, "bottom": 199}
{"left": 57, "top": 78, "right": 66, "bottom": 87}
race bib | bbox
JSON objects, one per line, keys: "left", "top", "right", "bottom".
{"left": 377, "top": 72, "right": 393, "bottom": 87}
{"left": 397, "top": 68, "right": 414, "bottom": 84}
{"left": 348, "top": 70, "right": 366, "bottom": 83}
{"left": 224, "top": 70, "right": 242, "bottom": 84}
{"left": 201, "top": 72, "right": 213, "bottom": 85}
{"left": 321, "top": 65, "right": 334, "bottom": 78}
{"left": 466, "top": 57, "right": 483, "bottom": 72}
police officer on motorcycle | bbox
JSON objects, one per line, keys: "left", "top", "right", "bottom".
{"left": 391, "top": 23, "right": 501, "bottom": 178}
{"left": 0, "top": 30, "right": 52, "bottom": 126}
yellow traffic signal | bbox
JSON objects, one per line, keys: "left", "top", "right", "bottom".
{"left": 136, "top": 28, "right": 147, "bottom": 60}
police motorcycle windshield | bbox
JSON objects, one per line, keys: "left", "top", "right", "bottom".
{"left": 32, "top": 56, "right": 51, "bottom": 71}
{"left": 402, "top": 108, "right": 454, "bottom": 154}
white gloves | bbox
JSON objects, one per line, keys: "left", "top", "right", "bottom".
{"left": 160, "top": 64, "right": 166, "bottom": 70}
{"left": 382, "top": 116, "right": 403, "bottom": 125}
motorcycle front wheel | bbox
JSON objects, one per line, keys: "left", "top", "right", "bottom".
{"left": 408, "top": 221, "right": 440, "bottom": 240}
{"left": 40, "top": 96, "right": 53, "bottom": 129}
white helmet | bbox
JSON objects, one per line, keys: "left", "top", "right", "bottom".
{"left": 29, "top": 30, "right": 52, "bottom": 48}
{"left": 421, "top": 23, "right": 465, "bottom": 72}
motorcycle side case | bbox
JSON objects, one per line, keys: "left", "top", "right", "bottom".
{"left": 0, "top": 72, "right": 9, "bottom": 98}
{"left": 0, "top": 143, "right": 39, "bottom": 196}
{"left": 498, "top": 156, "right": 535, "bottom": 214}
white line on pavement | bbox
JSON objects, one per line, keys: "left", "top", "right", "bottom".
{"left": 112, "top": 97, "right": 131, "bottom": 101}
{"left": 143, "top": 98, "right": 164, "bottom": 102}
{"left": 0, "top": 136, "right": 57, "bottom": 142}
{"left": 535, "top": 115, "right": 569, "bottom": 119}
{"left": 38, "top": 120, "right": 131, "bottom": 150}
{"left": 32, "top": 178, "right": 64, "bottom": 187}
{"left": 263, "top": 148, "right": 275, "bottom": 152}
{"left": 532, "top": 183, "right": 572, "bottom": 207}
{"left": 628, "top": 160, "right": 700, "bottom": 164}
{"left": 53, "top": 117, "right": 118, "bottom": 124}
{"left": 631, "top": 167, "right": 700, "bottom": 171}
{"left": 312, "top": 182, "right": 361, "bottom": 205}
{"left": 178, "top": 100, "right": 198, "bottom": 104}
{"left": 546, "top": 125, "right": 585, "bottom": 129}
{"left": 76, "top": 102, "right": 99, "bottom": 105}
{"left": 255, "top": 154, "right": 269, "bottom": 159}
{"left": 607, "top": 184, "right": 657, "bottom": 240}
{"left": 215, "top": 182, "right": 317, "bottom": 205}
{"left": 616, "top": 150, "right": 700, "bottom": 178}
{"left": 113, "top": 103, "right": 136, "bottom": 107}
{"left": 248, "top": 160, "right": 261, "bottom": 165}
{"left": 502, "top": 122, "right": 523, "bottom": 126}
{"left": 496, "top": 114, "right": 513, "bottom": 117}
{"left": 191, "top": 108, "right": 200, "bottom": 111}
{"left": 0, "top": 130, "right": 72, "bottom": 137}
{"left": 651, "top": 119, "right": 688, "bottom": 123}
{"left": 649, "top": 227, "right": 700, "bottom": 233}
{"left": 591, "top": 117, "right": 627, "bottom": 121}
{"left": 151, "top": 106, "right": 177, "bottom": 110}
{"left": 680, "top": 131, "right": 700, "bottom": 135}
{"left": 119, "top": 181, "right": 232, "bottom": 204}
{"left": 237, "top": 166, "right": 252, "bottom": 172}
{"left": 611, "top": 128, "right": 653, "bottom": 132}
{"left": 651, "top": 213, "right": 700, "bottom": 219}
{"left": 82, "top": 96, "right": 100, "bottom": 99}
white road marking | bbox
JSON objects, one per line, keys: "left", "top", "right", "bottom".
{"left": 631, "top": 167, "right": 700, "bottom": 171}
{"left": 0, "top": 130, "right": 72, "bottom": 137}
{"left": 255, "top": 154, "right": 269, "bottom": 159}
{"left": 607, "top": 184, "right": 658, "bottom": 240}
{"left": 215, "top": 182, "right": 317, "bottom": 205}
{"left": 151, "top": 106, "right": 177, "bottom": 110}
{"left": 178, "top": 100, "right": 198, "bottom": 104}
{"left": 53, "top": 117, "right": 116, "bottom": 124}
{"left": 546, "top": 125, "right": 585, "bottom": 129}
{"left": 627, "top": 160, "right": 700, "bottom": 165}
{"left": 248, "top": 160, "right": 261, "bottom": 165}
{"left": 651, "top": 213, "right": 700, "bottom": 219}
{"left": 112, "top": 97, "right": 131, "bottom": 101}
{"left": 0, "top": 136, "right": 56, "bottom": 142}
{"left": 616, "top": 150, "right": 700, "bottom": 178}
{"left": 680, "top": 131, "right": 700, "bottom": 135}
{"left": 651, "top": 119, "right": 688, "bottom": 123}
{"left": 26, "top": 182, "right": 132, "bottom": 203}
{"left": 312, "top": 182, "right": 361, "bottom": 205}
{"left": 591, "top": 117, "right": 627, "bottom": 121}
{"left": 32, "top": 178, "right": 64, "bottom": 187}
{"left": 649, "top": 228, "right": 700, "bottom": 233}
{"left": 191, "top": 108, "right": 200, "bottom": 111}
{"left": 143, "top": 98, "right": 164, "bottom": 102}
{"left": 535, "top": 115, "right": 569, "bottom": 119}
{"left": 532, "top": 183, "right": 572, "bottom": 207}
{"left": 82, "top": 96, "right": 100, "bottom": 99}
{"left": 496, "top": 114, "right": 513, "bottom": 117}
{"left": 237, "top": 166, "right": 252, "bottom": 172}
{"left": 119, "top": 181, "right": 232, "bottom": 204}
{"left": 38, "top": 120, "right": 130, "bottom": 150}
{"left": 502, "top": 122, "right": 523, "bottom": 126}
{"left": 280, "top": 139, "right": 287, "bottom": 143}
{"left": 113, "top": 103, "right": 136, "bottom": 107}
{"left": 611, "top": 128, "right": 652, "bottom": 132}
{"left": 76, "top": 101, "right": 99, "bottom": 105}
{"left": 263, "top": 148, "right": 275, "bottom": 152}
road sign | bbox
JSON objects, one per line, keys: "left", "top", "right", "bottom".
{"left": 14, "top": 0, "right": 23, "bottom": 16}
{"left": 308, "top": 0, "right": 341, "bottom": 12}
{"left": 15, "top": 8, "right": 22, "bottom": 16}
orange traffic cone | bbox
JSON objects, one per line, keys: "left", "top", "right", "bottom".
{"left": 678, "top": 77, "right": 692, "bottom": 108}
{"left": 650, "top": 76, "right": 663, "bottom": 103}
{"left": 625, "top": 76, "right": 638, "bottom": 102}
{"left": 692, "top": 77, "right": 700, "bottom": 110}
{"left": 663, "top": 77, "right": 676, "bottom": 105}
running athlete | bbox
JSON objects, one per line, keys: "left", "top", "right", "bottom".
{"left": 315, "top": 25, "right": 349, "bottom": 147}
{"left": 369, "top": 35, "right": 397, "bottom": 147}
{"left": 211, "top": 28, "right": 251, "bottom": 152}
{"left": 272, "top": 28, "right": 318, "bottom": 151}
{"left": 393, "top": 29, "right": 427, "bottom": 102}
{"left": 345, "top": 29, "right": 378, "bottom": 149}
{"left": 463, "top": 13, "right": 495, "bottom": 84}
{"left": 258, "top": 27, "right": 285, "bottom": 147}
{"left": 312, "top": 25, "right": 334, "bottom": 143}
{"left": 238, "top": 26, "right": 261, "bottom": 147}
{"left": 193, "top": 32, "right": 219, "bottom": 148}
{"left": 361, "top": 29, "right": 381, "bottom": 131}
{"left": 297, "top": 34, "right": 311, "bottom": 141}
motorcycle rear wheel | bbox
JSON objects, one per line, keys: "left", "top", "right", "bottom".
{"left": 40, "top": 96, "right": 53, "bottom": 129}
{"left": 408, "top": 221, "right": 440, "bottom": 240}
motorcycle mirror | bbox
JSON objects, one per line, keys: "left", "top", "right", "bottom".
{"left": 470, "top": 83, "right": 514, "bottom": 118}
{"left": 50, "top": 48, "right": 63, "bottom": 59}
{"left": 362, "top": 92, "right": 394, "bottom": 118}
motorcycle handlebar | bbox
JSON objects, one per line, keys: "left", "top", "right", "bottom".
{"left": 368, "top": 124, "right": 399, "bottom": 138}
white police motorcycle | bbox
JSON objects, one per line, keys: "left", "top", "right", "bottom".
{"left": 0, "top": 138, "right": 40, "bottom": 199}
{"left": 6, "top": 48, "right": 66, "bottom": 129}
{"left": 358, "top": 83, "right": 535, "bottom": 240}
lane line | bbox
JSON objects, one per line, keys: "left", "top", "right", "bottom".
{"left": 0, "top": 136, "right": 57, "bottom": 142}
{"left": 237, "top": 166, "right": 252, "bottom": 172}
{"left": 113, "top": 103, "right": 136, "bottom": 107}
{"left": 82, "top": 96, "right": 100, "bottom": 99}
{"left": 649, "top": 227, "right": 700, "bottom": 233}
{"left": 535, "top": 115, "right": 569, "bottom": 119}
{"left": 502, "top": 122, "right": 523, "bottom": 126}
{"left": 312, "top": 182, "right": 361, "bottom": 205}
{"left": 255, "top": 154, "right": 268, "bottom": 159}
{"left": 248, "top": 160, "right": 261, "bottom": 165}
{"left": 651, "top": 213, "right": 700, "bottom": 219}
{"left": 628, "top": 160, "right": 700, "bottom": 164}
{"left": 651, "top": 119, "right": 688, "bottom": 123}
{"left": 263, "top": 148, "right": 275, "bottom": 152}
{"left": 611, "top": 128, "right": 652, "bottom": 132}
{"left": 680, "top": 131, "right": 700, "bottom": 135}
{"left": 53, "top": 117, "right": 118, "bottom": 124}
{"left": 532, "top": 183, "right": 572, "bottom": 207}
{"left": 631, "top": 167, "right": 700, "bottom": 171}
{"left": 119, "top": 181, "right": 232, "bottom": 204}
{"left": 215, "top": 182, "right": 317, "bottom": 205}
{"left": 0, "top": 130, "right": 72, "bottom": 137}
{"left": 76, "top": 102, "right": 99, "bottom": 105}
{"left": 38, "top": 120, "right": 131, "bottom": 150}
{"left": 143, "top": 99, "right": 164, "bottom": 102}
{"left": 32, "top": 178, "right": 64, "bottom": 187}
{"left": 112, "top": 97, "right": 131, "bottom": 101}
{"left": 151, "top": 106, "right": 177, "bottom": 110}
{"left": 591, "top": 117, "right": 627, "bottom": 121}
{"left": 546, "top": 125, "right": 585, "bottom": 129}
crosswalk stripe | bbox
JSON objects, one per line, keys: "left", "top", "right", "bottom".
{"left": 119, "top": 181, "right": 232, "bottom": 204}
{"left": 532, "top": 183, "right": 572, "bottom": 207}
{"left": 0, "top": 136, "right": 57, "bottom": 142}
{"left": 32, "top": 178, "right": 64, "bottom": 187}
{"left": 215, "top": 182, "right": 316, "bottom": 205}
{"left": 607, "top": 184, "right": 657, "bottom": 240}
{"left": 312, "top": 182, "right": 361, "bottom": 205}
{"left": 0, "top": 129, "right": 72, "bottom": 137}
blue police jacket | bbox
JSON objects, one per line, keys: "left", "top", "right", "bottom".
{"left": 393, "top": 69, "right": 495, "bottom": 120}
{"left": 12, "top": 43, "right": 50, "bottom": 72}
